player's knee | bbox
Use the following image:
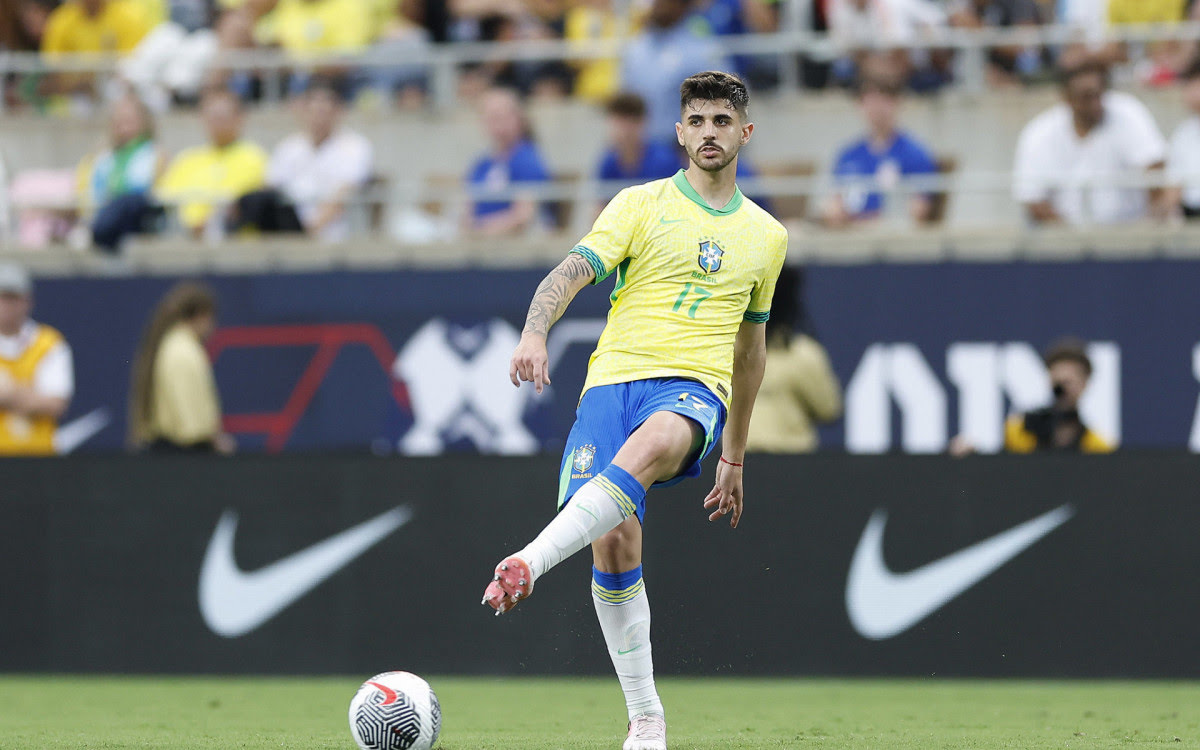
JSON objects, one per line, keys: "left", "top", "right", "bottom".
{"left": 592, "top": 522, "right": 639, "bottom": 570}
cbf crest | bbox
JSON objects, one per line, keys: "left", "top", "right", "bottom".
{"left": 572, "top": 444, "right": 597, "bottom": 474}
{"left": 698, "top": 240, "right": 724, "bottom": 274}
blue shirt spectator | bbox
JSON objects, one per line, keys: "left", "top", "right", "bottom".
{"left": 598, "top": 141, "right": 680, "bottom": 182}
{"left": 468, "top": 140, "right": 551, "bottom": 219}
{"left": 832, "top": 132, "right": 937, "bottom": 216}
{"left": 621, "top": 0, "right": 730, "bottom": 142}
{"left": 465, "top": 88, "right": 553, "bottom": 236}
{"left": 824, "top": 74, "right": 939, "bottom": 225}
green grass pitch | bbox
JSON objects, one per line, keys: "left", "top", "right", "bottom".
{"left": 1, "top": 676, "right": 1197, "bottom": 749}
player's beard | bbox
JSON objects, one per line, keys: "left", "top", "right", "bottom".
{"left": 686, "top": 141, "right": 739, "bottom": 173}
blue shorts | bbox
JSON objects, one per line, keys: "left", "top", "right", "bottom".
{"left": 557, "top": 377, "right": 726, "bottom": 521}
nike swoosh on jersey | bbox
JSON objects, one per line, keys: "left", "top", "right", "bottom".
{"left": 658, "top": 217, "right": 687, "bottom": 225}
{"left": 845, "top": 504, "right": 1074, "bottom": 640}
{"left": 198, "top": 506, "right": 412, "bottom": 637}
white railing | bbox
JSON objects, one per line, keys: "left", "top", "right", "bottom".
{"left": 3, "top": 21, "right": 1200, "bottom": 109}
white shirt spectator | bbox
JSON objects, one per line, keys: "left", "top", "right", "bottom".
{"left": 0, "top": 320, "right": 74, "bottom": 400}
{"left": 1060, "top": 0, "right": 1107, "bottom": 43}
{"left": 267, "top": 128, "right": 374, "bottom": 242}
{"left": 1013, "top": 91, "right": 1167, "bottom": 225}
{"left": 1168, "top": 116, "right": 1200, "bottom": 211}
{"left": 828, "top": 0, "right": 947, "bottom": 49}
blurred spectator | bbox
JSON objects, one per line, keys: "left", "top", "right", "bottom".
{"left": 119, "top": 0, "right": 219, "bottom": 109}
{"left": 358, "top": 0, "right": 432, "bottom": 107}
{"left": 827, "top": 0, "right": 948, "bottom": 88}
{"left": 156, "top": 88, "right": 267, "bottom": 236}
{"left": 41, "top": 0, "right": 150, "bottom": 57}
{"left": 595, "top": 92, "right": 681, "bottom": 185}
{"left": 229, "top": 77, "right": 372, "bottom": 241}
{"left": 620, "top": 0, "right": 730, "bottom": 141}
{"left": 0, "top": 0, "right": 53, "bottom": 52}
{"left": 745, "top": 266, "right": 842, "bottom": 453}
{"left": 694, "top": 0, "right": 782, "bottom": 87}
{"left": 1004, "top": 339, "right": 1113, "bottom": 453}
{"left": 1108, "top": 0, "right": 1189, "bottom": 86}
{"left": 128, "top": 281, "right": 233, "bottom": 454}
{"left": 0, "top": 263, "right": 74, "bottom": 456}
{"left": 464, "top": 87, "right": 552, "bottom": 237}
{"left": 41, "top": 0, "right": 151, "bottom": 95}
{"left": 949, "top": 0, "right": 1046, "bottom": 86}
{"left": 459, "top": 11, "right": 573, "bottom": 99}
{"left": 268, "top": 0, "right": 371, "bottom": 56}
{"left": 822, "top": 71, "right": 938, "bottom": 226}
{"left": 564, "top": 0, "right": 619, "bottom": 103}
{"left": 80, "top": 91, "right": 165, "bottom": 252}
{"left": 1168, "top": 60, "right": 1200, "bottom": 218}
{"left": 1013, "top": 62, "right": 1168, "bottom": 225}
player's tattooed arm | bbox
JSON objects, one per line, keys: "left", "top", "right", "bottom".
{"left": 511, "top": 253, "right": 595, "bottom": 392}
{"left": 522, "top": 253, "right": 596, "bottom": 337}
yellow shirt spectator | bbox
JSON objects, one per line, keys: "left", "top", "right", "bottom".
{"left": 1108, "top": 0, "right": 1185, "bottom": 25}
{"left": 149, "top": 323, "right": 223, "bottom": 447}
{"left": 157, "top": 141, "right": 268, "bottom": 230}
{"left": 565, "top": 4, "right": 619, "bottom": 103}
{"left": 745, "top": 335, "right": 842, "bottom": 453}
{"left": 264, "top": 0, "right": 371, "bottom": 55}
{"left": 41, "top": 0, "right": 151, "bottom": 56}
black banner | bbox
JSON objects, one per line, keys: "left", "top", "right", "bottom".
{"left": 1, "top": 455, "right": 1197, "bottom": 676}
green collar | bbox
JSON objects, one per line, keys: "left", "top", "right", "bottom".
{"left": 671, "top": 169, "right": 743, "bottom": 216}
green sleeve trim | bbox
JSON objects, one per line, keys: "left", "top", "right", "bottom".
{"left": 570, "top": 245, "right": 611, "bottom": 283}
{"left": 744, "top": 310, "right": 770, "bottom": 323}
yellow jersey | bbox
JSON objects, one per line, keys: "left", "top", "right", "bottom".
{"left": 0, "top": 324, "right": 65, "bottom": 456}
{"left": 156, "top": 140, "right": 268, "bottom": 230}
{"left": 41, "top": 0, "right": 150, "bottom": 56}
{"left": 265, "top": 0, "right": 371, "bottom": 54}
{"left": 571, "top": 170, "right": 788, "bottom": 407}
{"left": 1108, "top": 0, "right": 1185, "bottom": 25}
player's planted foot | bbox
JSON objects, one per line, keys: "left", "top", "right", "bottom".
{"left": 481, "top": 556, "right": 535, "bottom": 615}
{"left": 623, "top": 713, "right": 667, "bottom": 750}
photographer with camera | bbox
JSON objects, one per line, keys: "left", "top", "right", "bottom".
{"left": 1003, "top": 339, "right": 1114, "bottom": 454}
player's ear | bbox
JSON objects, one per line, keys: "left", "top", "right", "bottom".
{"left": 740, "top": 121, "right": 754, "bottom": 145}
{"left": 675, "top": 121, "right": 684, "bottom": 146}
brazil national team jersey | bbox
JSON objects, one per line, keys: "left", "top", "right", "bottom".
{"left": 570, "top": 169, "right": 788, "bottom": 408}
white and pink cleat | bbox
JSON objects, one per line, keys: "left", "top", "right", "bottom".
{"left": 623, "top": 713, "right": 667, "bottom": 750}
{"left": 481, "top": 556, "right": 535, "bottom": 615}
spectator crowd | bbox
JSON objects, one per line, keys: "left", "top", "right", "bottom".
{"left": 5, "top": 0, "right": 1200, "bottom": 248}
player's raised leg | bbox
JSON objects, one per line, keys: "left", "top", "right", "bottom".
{"left": 483, "top": 409, "right": 699, "bottom": 614}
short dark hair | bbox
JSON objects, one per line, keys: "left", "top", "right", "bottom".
{"left": 1044, "top": 338, "right": 1092, "bottom": 376}
{"left": 1182, "top": 58, "right": 1200, "bottom": 82}
{"left": 1058, "top": 60, "right": 1110, "bottom": 90}
{"left": 679, "top": 70, "right": 749, "bottom": 119}
{"left": 607, "top": 92, "right": 647, "bottom": 119}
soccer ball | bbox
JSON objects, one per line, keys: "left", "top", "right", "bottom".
{"left": 348, "top": 671, "right": 441, "bottom": 750}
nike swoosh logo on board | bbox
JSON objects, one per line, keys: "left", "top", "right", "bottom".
{"left": 659, "top": 217, "right": 687, "bottom": 225}
{"left": 845, "top": 505, "right": 1074, "bottom": 640}
{"left": 198, "top": 506, "right": 412, "bottom": 637}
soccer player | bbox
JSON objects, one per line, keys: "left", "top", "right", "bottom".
{"left": 481, "top": 71, "right": 787, "bottom": 750}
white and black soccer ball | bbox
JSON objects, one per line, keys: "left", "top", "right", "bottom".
{"left": 349, "top": 671, "right": 441, "bottom": 750}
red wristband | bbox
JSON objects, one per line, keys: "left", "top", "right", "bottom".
{"left": 719, "top": 456, "right": 742, "bottom": 467}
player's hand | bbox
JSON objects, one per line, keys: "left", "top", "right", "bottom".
{"left": 509, "top": 333, "right": 552, "bottom": 394}
{"left": 703, "top": 458, "right": 743, "bottom": 528}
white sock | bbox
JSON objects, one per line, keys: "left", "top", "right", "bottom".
{"left": 592, "top": 570, "right": 663, "bottom": 720}
{"left": 516, "top": 478, "right": 631, "bottom": 581}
